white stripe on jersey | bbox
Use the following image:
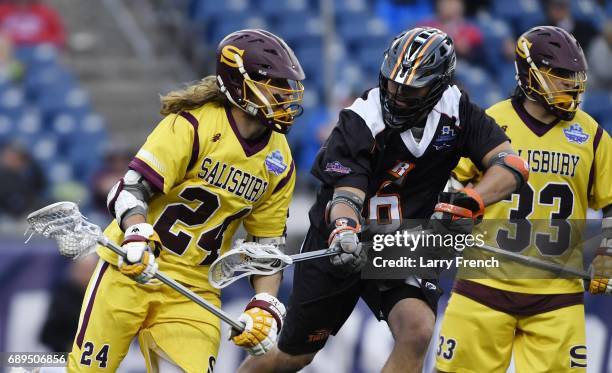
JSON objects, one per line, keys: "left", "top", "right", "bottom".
{"left": 136, "top": 148, "right": 166, "bottom": 173}
{"left": 345, "top": 88, "right": 386, "bottom": 138}
{"left": 345, "top": 85, "right": 462, "bottom": 158}
{"left": 401, "top": 85, "right": 461, "bottom": 158}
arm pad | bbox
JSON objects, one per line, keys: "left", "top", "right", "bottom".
{"left": 487, "top": 151, "right": 529, "bottom": 192}
{"left": 107, "top": 170, "right": 155, "bottom": 228}
{"left": 324, "top": 189, "right": 365, "bottom": 225}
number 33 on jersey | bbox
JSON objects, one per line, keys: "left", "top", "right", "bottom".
{"left": 98, "top": 102, "right": 295, "bottom": 291}
{"left": 453, "top": 98, "right": 612, "bottom": 294}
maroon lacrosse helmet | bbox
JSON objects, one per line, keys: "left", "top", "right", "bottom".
{"left": 515, "top": 26, "right": 587, "bottom": 121}
{"left": 216, "top": 29, "right": 305, "bottom": 134}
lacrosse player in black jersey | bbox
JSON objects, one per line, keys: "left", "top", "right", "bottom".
{"left": 238, "top": 27, "right": 529, "bottom": 373}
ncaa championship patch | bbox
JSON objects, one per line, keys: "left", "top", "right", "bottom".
{"left": 265, "top": 150, "right": 287, "bottom": 175}
{"left": 325, "top": 161, "right": 352, "bottom": 174}
{"left": 563, "top": 124, "right": 589, "bottom": 144}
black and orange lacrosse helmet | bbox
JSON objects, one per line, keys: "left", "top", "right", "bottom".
{"left": 379, "top": 27, "right": 456, "bottom": 131}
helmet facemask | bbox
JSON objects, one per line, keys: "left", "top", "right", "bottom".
{"left": 379, "top": 73, "right": 449, "bottom": 130}
{"left": 526, "top": 66, "right": 586, "bottom": 120}
{"left": 242, "top": 74, "right": 304, "bottom": 133}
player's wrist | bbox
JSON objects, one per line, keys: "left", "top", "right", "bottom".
{"left": 122, "top": 223, "right": 156, "bottom": 243}
{"left": 327, "top": 217, "right": 361, "bottom": 246}
{"left": 246, "top": 292, "right": 286, "bottom": 331}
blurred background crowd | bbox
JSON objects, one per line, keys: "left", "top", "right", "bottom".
{"left": 0, "top": 0, "right": 610, "bottom": 372}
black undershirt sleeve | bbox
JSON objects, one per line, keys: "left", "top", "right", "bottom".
{"left": 459, "top": 94, "right": 509, "bottom": 170}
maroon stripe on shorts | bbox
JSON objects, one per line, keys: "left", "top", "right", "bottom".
{"left": 76, "top": 261, "right": 109, "bottom": 348}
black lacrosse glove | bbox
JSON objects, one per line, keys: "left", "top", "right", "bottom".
{"left": 429, "top": 188, "right": 485, "bottom": 237}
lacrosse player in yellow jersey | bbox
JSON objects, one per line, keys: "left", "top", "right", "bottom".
{"left": 65, "top": 29, "right": 305, "bottom": 372}
{"left": 435, "top": 26, "right": 612, "bottom": 373}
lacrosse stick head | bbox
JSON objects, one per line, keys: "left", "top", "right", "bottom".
{"left": 26, "top": 201, "right": 103, "bottom": 259}
{"left": 209, "top": 240, "right": 293, "bottom": 289}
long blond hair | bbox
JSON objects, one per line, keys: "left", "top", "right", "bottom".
{"left": 159, "top": 75, "right": 227, "bottom": 115}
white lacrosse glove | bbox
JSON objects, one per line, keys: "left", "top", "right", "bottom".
{"left": 328, "top": 217, "right": 366, "bottom": 273}
{"left": 589, "top": 218, "right": 612, "bottom": 295}
{"left": 117, "top": 223, "right": 160, "bottom": 284}
{"left": 231, "top": 293, "right": 286, "bottom": 356}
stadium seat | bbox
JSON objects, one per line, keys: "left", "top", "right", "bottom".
{"left": 0, "top": 88, "right": 25, "bottom": 120}
{"left": 582, "top": 91, "right": 612, "bottom": 124}
{"left": 24, "top": 65, "right": 75, "bottom": 102}
{"left": 498, "top": 62, "right": 518, "bottom": 96}
{"left": 455, "top": 64, "right": 496, "bottom": 107}
{"left": 258, "top": 0, "right": 307, "bottom": 19}
{"left": 0, "top": 115, "right": 14, "bottom": 141}
{"left": 476, "top": 16, "right": 513, "bottom": 75}
{"left": 492, "top": 0, "right": 542, "bottom": 35}
{"left": 207, "top": 13, "right": 252, "bottom": 44}
{"left": 275, "top": 13, "right": 322, "bottom": 46}
{"left": 337, "top": 16, "right": 389, "bottom": 50}
{"left": 45, "top": 159, "right": 75, "bottom": 185}
{"left": 571, "top": 0, "right": 605, "bottom": 30}
{"left": 191, "top": 0, "right": 249, "bottom": 22}
{"left": 355, "top": 43, "right": 386, "bottom": 76}
{"left": 14, "top": 112, "right": 43, "bottom": 145}
{"left": 373, "top": 0, "right": 433, "bottom": 35}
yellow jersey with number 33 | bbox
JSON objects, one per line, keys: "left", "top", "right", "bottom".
{"left": 97, "top": 102, "right": 296, "bottom": 292}
{"left": 453, "top": 98, "right": 612, "bottom": 294}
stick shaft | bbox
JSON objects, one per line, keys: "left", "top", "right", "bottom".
{"left": 478, "top": 243, "right": 589, "bottom": 279}
{"left": 415, "top": 229, "right": 589, "bottom": 278}
{"left": 290, "top": 247, "right": 340, "bottom": 262}
{"left": 100, "top": 238, "right": 245, "bottom": 331}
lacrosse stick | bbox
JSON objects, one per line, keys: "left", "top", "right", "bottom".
{"left": 209, "top": 240, "right": 342, "bottom": 288}
{"left": 26, "top": 201, "right": 245, "bottom": 331}
{"left": 413, "top": 228, "right": 591, "bottom": 278}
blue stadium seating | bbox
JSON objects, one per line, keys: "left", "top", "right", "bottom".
{"left": 476, "top": 17, "right": 513, "bottom": 75}
{"left": 191, "top": 0, "right": 249, "bottom": 22}
{"left": 455, "top": 64, "right": 497, "bottom": 107}
{"left": 0, "top": 87, "right": 25, "bottom": 119}
{"left": 498, "top": 62, "right": 518, "bottom": 96}
{"left": 0, "top": 115, "right": 14, "bottom": 142}
{"left": 257, "top": 0, "right": 308, "bottom": 19}
{"left": 582, "top": 91, "right": 612, "bottom": 124}
{"left": 492, "top": 0, "right": 543, "bottom": 35}
{"left": 274, "top": 13, "right": 322, "bottom": 46}
{"left": 571, "top": 0, "right": 606, "bottom": 30}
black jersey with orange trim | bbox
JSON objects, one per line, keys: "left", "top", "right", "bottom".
{"left": 308, "top": 85, "right": 508, "bottom": 235}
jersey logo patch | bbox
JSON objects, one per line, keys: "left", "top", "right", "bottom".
{"left": 325, "top": 161, "right": 352, "bottom": 174}
{"left": 265, "top": 150, "right": 287, "bottom": 175}
{"left": 563, "top": 124, "right": 589, "bottom": 144}
{"left": 432, "top": 125, "right": 457, "bottom": 150}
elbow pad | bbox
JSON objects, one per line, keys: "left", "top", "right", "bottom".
{"left": 487, "top": 151, "right": 530, "bottom": 192}
{"left": 107, "top": 170, "right": 154, "bottom": 227}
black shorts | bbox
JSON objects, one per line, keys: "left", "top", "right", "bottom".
{"left": 278, "top": 227, "right": 441, "bottom": 355}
